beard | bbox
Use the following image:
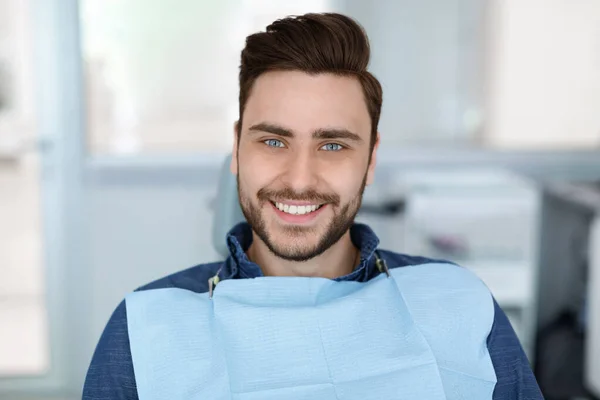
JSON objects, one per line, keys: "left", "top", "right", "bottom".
{"left": 237, "top": 172, "right": 367, "bottom": 262}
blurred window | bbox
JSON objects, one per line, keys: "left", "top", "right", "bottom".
{"left": 0, "top": 0, "right": 49, "bottom": 376}
{"left": 81, "top": 0, "right": 600, "bottom": 155}
{"left": 353, "top": 0, "right": 600, "bottom": 150}
{"left": 482, "top": 0, "right": 600, "bottom": 150}
{"left": 80, "top": 0, "right": 335, "bottom": 156}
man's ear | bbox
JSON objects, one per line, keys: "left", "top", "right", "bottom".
{"left": 366, "top": 133, "right": 380, "bottom": 186}
{"left": 230, "top": 121, "right": 239, "bottom": 175}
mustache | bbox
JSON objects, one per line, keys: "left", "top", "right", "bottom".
{"left": 257, "top": 187, "right": 340, "bottom": 206}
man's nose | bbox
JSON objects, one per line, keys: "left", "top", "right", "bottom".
{"left": 280, "top": 150, "right": 319, "bottom": 192}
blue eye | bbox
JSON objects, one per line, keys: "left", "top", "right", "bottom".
{"left": 265, "top": 139, "right": 285, "bottom": 148}
{"left": 321, "top": 143, "right": 343, "bottom": 151}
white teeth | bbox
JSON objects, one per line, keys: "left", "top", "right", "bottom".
{"left": 275, "top": 202, "right": 321, "bottom": 215}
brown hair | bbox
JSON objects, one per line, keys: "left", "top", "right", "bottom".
{"left": 237, "top": 13, "right": 383, "bottom": 149}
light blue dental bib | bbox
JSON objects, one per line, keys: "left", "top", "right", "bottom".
{"left": 126, "top": 263, "right": 497, "bottom": 399}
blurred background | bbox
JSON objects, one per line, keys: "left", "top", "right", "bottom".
{"left": 0, "top": 0, "right": 599, "bottom": 399}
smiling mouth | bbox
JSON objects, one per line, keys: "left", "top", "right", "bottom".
{"left": 270, "top": 201, "right": 325, "bottom": 215}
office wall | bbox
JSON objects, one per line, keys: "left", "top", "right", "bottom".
{"left": 85, "top": 174, "right": 221, "bottom": 360}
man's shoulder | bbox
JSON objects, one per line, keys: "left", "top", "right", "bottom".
{"left": 378, "top": 249, "right": 487, "bottom": 292}
{"left": 84, "top": 263, "right": 224, "bottom": 398}
{"left": 135, "top": 261, "right": 224, "bottom": 294}
{"left": 94, "top": 261, "right": 224, "bottom": 344}
{"left": 377, "top": 249, "right": 457, "bottom": 270}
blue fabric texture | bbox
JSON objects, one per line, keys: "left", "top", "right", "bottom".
{"left": 82, "top": 222, "right": 543, "bottom": 399}
{"left": 487, "top": 299, "right": 544, "bottom": 399}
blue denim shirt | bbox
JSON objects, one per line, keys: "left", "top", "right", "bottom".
{"left": 83, "top": 222, "right": 543, "bottom": 399}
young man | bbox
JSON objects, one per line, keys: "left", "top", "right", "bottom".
{"left": 83, "top": 13, "right": 543, "bottom": 399}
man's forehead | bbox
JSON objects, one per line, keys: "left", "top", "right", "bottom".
{"left": 243, "top": 70, "right": 371, "bottom": 138}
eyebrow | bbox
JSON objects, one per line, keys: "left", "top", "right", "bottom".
{"left": 248, "top": 123, "right": 294, "bottom": 138}
{"left": 313, "top": 128, "right": 362, "bottom": 142}
{"left": 248, "top": 123, "right": 363, "bottom": 142}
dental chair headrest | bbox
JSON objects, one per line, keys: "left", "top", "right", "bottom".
{"left": 212, "top": 154, "right": 246, "bottom": 258}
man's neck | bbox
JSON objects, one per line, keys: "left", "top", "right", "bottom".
{"left": 247, "top": 231, "right": 359, "bottom": 279}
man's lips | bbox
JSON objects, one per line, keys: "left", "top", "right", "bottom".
{"left": 268, "top": 201, "right": 328, "bottom": 223}
{"left": 270, "top": 200, "right": 324, "bottom": 206}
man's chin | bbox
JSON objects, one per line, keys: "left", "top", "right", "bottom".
{"left": 265, "top": 215, "right": 322, "bottom": 233}
{"left": 268, "top": 246, "right": 321, "bottom": 262}
{"left": 263, "top": 235, "right": 322, "bottom": 261}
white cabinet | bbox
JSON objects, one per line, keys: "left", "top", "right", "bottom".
{"left": 400, "top": 169, "right": 592, "bottom": 364}
{"left": 401, "top": 170, "right": 541, "bottom": 360}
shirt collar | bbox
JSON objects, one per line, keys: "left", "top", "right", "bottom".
{"left": 221, "top": 222, "right": 380, "bottom": 282}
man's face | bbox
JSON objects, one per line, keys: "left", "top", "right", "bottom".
{"left": 232, "top": 70, "right": 378, "bottom": 262}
